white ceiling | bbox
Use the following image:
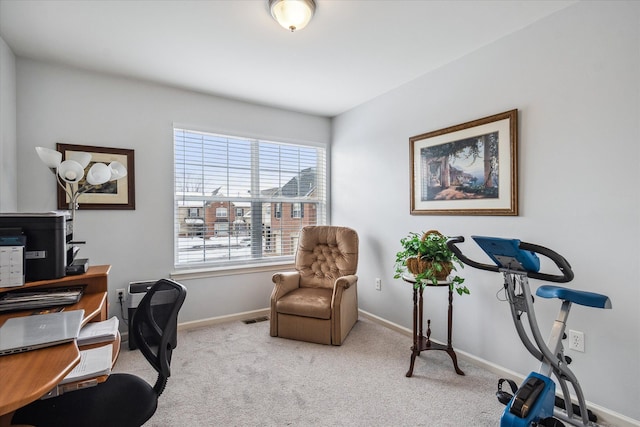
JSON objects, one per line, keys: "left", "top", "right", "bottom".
{"left": 0, "top": 0, "right": 575, "bottom": 117}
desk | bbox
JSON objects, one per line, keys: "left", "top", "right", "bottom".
{"left": 0, "top": 265, "right": 116, "bottom": 424}
{"left": 403, "top": 275, "right": 464, "bottom": 377}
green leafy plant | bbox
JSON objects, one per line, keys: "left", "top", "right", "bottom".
{"left": 393, "top": 230, "right": 469, "bottom": 295}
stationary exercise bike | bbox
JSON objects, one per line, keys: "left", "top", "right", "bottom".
{"left": 446, "top": 236, "right": 612, "bottom": 427}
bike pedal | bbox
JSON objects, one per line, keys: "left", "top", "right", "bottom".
{"left": 496, "top": 378, "right": 518, "bottom": 406}
{"left": 497, "top": 391, "right": 513, "bottom": 405}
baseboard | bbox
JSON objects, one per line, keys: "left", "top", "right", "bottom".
{"left": 358, "top": 309, "right": 640, "bottom": 427}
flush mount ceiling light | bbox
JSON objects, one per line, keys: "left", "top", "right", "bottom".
{"left": 269, "top": 0, "right": 316, "bottom": 32}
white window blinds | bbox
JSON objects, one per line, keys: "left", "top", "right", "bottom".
{"left": 174, "top": 128, "right": 327, "bottom": 269}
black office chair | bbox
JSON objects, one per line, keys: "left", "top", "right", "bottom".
{"left": 12, "top": 279, "right": 187, "bottom": 427}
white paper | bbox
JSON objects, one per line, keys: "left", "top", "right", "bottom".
{"left": 0, "top": 246, "right": 24, "bottom": 287}
{"left": 61, "top": 345, "right": 112, "bottom": 384}
{"left": 77, "top": 316, "right": 119, "bottom": 345}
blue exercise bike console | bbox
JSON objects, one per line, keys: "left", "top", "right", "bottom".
{"left": 447, "top": 236, "right": 612, "bottom": 427}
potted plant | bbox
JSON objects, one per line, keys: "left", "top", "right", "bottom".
{"left": 393, "top": 230, "right": 469, "bottom": 295}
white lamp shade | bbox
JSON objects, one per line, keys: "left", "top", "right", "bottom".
{"left": 57, "top": 160, "right": 85, "bottom": 183}
{"left": 269, "top": 0, "right": 316, "bottom": 32}
{"left": 86, "top": 163, "right": 111, "bottom": 185}
{"left": 108, "top": 161, "right": 127, "bottom": 181}
{"left": 35, "top": 147, "right": 62, "bottom": 169}
{"left": 66, "top": 151, "right": 92, "bottom": 168}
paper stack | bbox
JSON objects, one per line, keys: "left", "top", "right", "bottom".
{"left": 61, "top": 345, "right": 112, "bottom": 384}
{"left": 0, "top": 287, "right": 84, "bottom": 312}
{"left": 77, "top": 316, "right": 119, "bottom": 346}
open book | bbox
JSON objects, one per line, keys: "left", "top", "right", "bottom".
{"left": 61, "top": 345, "right": 112, "bottom": 384}
{"left": 77, "top": 316, "right": 119, "bottom": 346}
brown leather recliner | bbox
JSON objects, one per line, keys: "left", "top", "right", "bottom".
{"left": 270, "top": 226, "right": 359, "bottom": 345}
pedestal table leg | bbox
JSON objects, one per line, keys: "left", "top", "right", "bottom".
{"left": 406, "top": 287, "right": 419, "bottom": 377}
{"left": 446, "top": 287, "right": 465, "bottom": 375}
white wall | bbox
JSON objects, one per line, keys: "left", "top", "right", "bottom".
{"left": 15, "top": 59, "right": 331, "bottom": 325}
{"left": 332, "top": 1, "right": 639, "bottom": 422}
{"left": 0, "top": 36, "right": 17, "bottom": 211}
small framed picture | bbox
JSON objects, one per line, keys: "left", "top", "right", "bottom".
{"left": 56, "top": 143, "right": 135, "bottom": 210}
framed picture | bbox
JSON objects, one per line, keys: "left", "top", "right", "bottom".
{"left": 56, "top": 143, "right": 135, "bottom": 210}
{"left": 410, "top": 109, "right": 518, "bottom": 215}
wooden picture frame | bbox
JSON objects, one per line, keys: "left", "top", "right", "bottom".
{"left": 410, "top": 109, "right": 518, "bottom": 216}
{"left": 56, "top": 143, "right": 135, "bottom": 210}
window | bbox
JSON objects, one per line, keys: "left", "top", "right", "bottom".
{"left": 174, "top": 128, "right": 327, "bottom": 269}
{"left": 292, "top": 202, "right": 303, "bottom": 218}
{"left": 216, "top": 207, "right": 228, "bottom": 218}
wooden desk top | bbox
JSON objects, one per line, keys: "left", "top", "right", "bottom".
{"left": 0, "top": 265, "right": 113, "bottom": 417}
{"left": 0, "top": 335, "right": 121, "bottom": 418}
{"left": 0, "top": 342, "right": 80, "bottom": 415}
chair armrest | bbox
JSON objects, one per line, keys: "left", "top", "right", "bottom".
{"left": 271, "top": 271, "right": 301, "bottom": 300}
{"left": 335, "top": 274, "right": 358, "bottom": 290}
{"left": 270, "top": 272, "right": 302, "bottom": 338}
{"left": 330, "top": 275, "right": 359, "bottom": 344}
{"left": 332, "top": 274, "right": 358, "bottom": 306}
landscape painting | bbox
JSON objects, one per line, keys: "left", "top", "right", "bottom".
{"left": 410, "top": 110, "right": 518, "bottom": 216}
{"left": 420, "top": 131, "right": 499, "bottom": 201}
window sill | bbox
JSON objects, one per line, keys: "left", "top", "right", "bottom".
{"left": 170, "top": 261, "right": 295, "bottom": 281}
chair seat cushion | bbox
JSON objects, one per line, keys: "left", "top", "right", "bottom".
{"left": 276, "top": 287, "right": 332, "bottom": 319}
{"left": 12, "top": 373, "right": 158, "bottom": 427}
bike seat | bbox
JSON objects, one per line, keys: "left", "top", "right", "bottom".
{"left": 536, "top": 285, "right": 612, "bottom": 309}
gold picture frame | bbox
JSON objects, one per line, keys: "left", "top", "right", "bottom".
{"left": 410, "top": 109, "right": 518, "bottom": 215}
{"left": 56, "top": 143, "right": 135, "bottom": 210}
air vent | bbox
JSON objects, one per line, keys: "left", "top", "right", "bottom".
{"left": 242, "top": 316, "right": 269, "bottom": 324}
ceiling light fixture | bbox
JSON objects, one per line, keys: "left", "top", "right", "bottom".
{"left": 269, "top": 0, "right": 316, "bottom": 32}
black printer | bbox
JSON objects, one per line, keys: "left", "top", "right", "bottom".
{"left": 0, "top": 212, "right": 68, "bottom": 282}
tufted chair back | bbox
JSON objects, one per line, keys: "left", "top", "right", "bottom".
{"left": 295, "top": 226, "right": 359, "bottom": 289}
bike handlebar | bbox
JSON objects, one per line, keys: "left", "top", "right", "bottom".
{"left": 446, "top": 236, "right": 574, "bottom": 283}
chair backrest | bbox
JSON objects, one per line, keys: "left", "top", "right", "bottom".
{"left": 131, "top": 278, "right": 187, "bottom": 396}
{"left": 295, "top": 226, "right": 359, "bottom": 289}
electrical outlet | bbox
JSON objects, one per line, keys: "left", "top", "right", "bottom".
{"left": 116, "top": 288, "right": 125, "bottom": 301}
{"left": 375, "top": 278, "right": 382, "bottom": 291}
{"left": 569, "top": 330, "right": 585, "bottom": 352}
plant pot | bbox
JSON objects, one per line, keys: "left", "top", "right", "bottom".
{"left": 406, "top": 258, "right": 453, "bottom": 280}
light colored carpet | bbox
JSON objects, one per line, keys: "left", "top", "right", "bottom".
{"left": 113, "top": 317, "right": 506, "bottom": 426}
